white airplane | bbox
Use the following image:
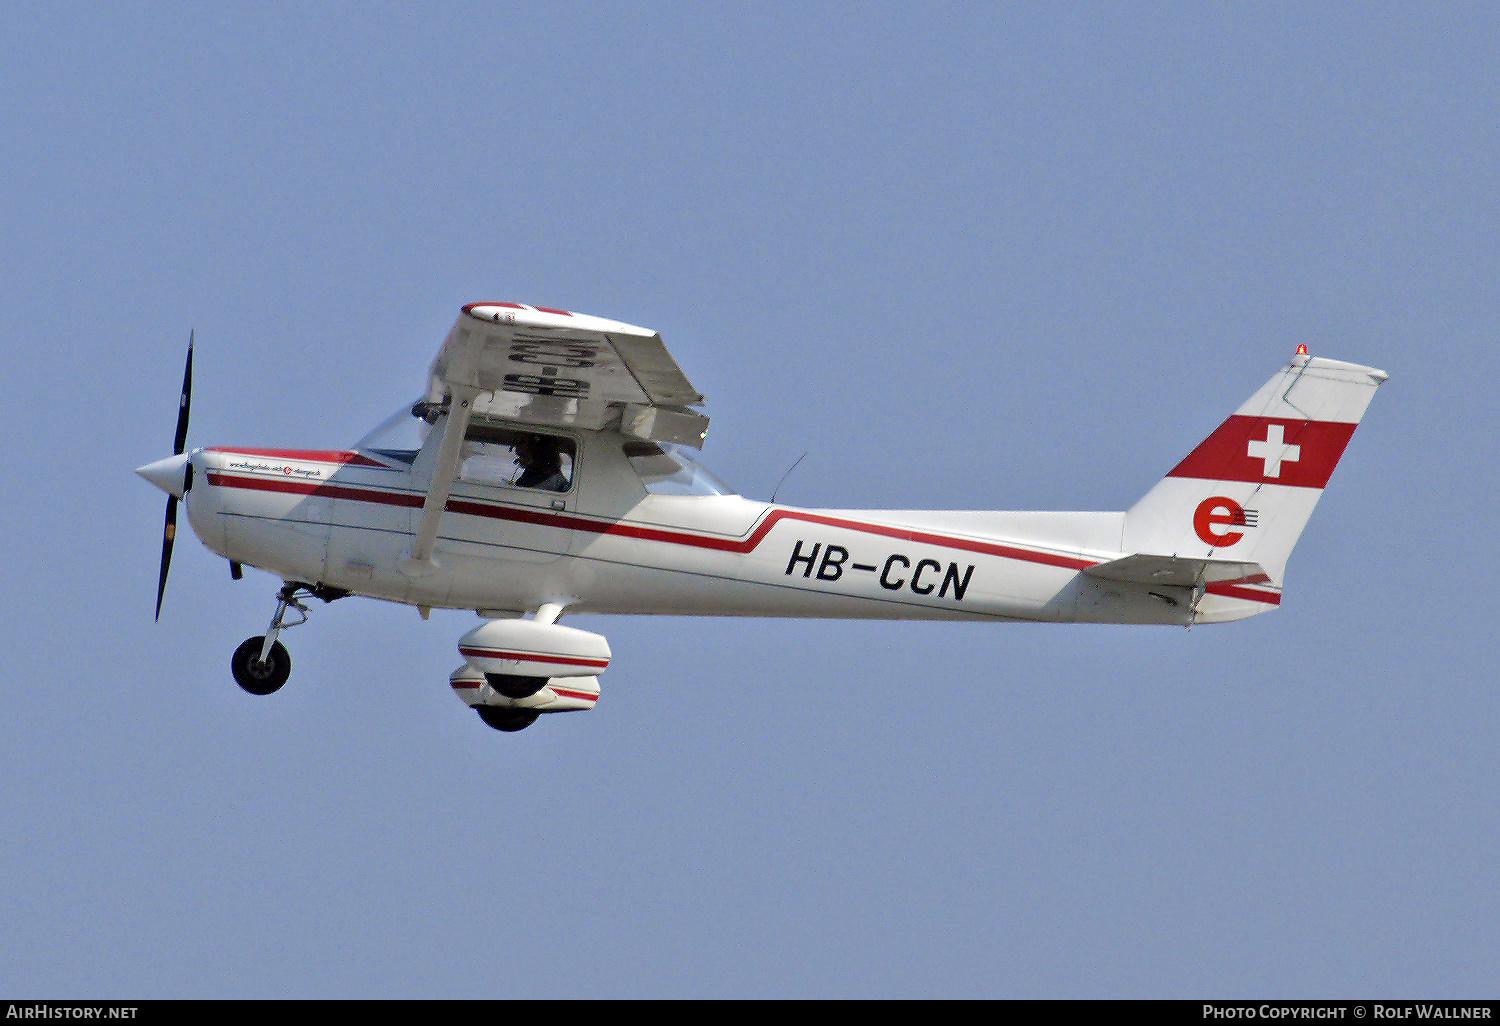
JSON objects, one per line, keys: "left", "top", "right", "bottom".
{"left": 138, "top": 303, "right": 1387, "bottom": 733}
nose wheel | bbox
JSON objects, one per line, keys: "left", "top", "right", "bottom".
{"left": 230, "top": 581, "right": 344, "bottom": 696}
{"left": 231, "top": 636, "right": 292, "bottom": 695}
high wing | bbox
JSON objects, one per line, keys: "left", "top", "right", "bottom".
{"left": 404, "top": 302, "right": 709, "bottom": 575}
{"left": 424, "top": 302, "right": 709, "bottom": 448}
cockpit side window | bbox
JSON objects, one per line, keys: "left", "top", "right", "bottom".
{"left": 459, "top": 423, "right": 575, "bottom": 493}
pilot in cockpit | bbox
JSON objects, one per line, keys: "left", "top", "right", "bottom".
{"left": 514, "top": 435, "right": 569, "bottom": 492}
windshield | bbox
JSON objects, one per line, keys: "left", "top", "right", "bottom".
{"left": 354, "top": 402, "right": 431, "bottom": 465}
{"left": 625, "top": 440, "right": 736, "bottom": 496}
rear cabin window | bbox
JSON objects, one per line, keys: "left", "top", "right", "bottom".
{"left": 625, "top": 440, "right": 735, "bottom": 496}
{"left": 460, "top": 424, "right": 575, "bottom": 493}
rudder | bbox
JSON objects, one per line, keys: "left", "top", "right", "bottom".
{"left": 1121, "top": 353, "right": 1387, "bottom": 611}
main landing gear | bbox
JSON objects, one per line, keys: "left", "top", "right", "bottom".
{"left": 476, "top": 706, "right": 541, "bottom": 732}
{"left": 230, "top": 582, "right": 346, "bottom": 696}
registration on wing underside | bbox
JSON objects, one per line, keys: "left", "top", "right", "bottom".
{"left": 427, "top": 307, "right": 709, "bottom": 445}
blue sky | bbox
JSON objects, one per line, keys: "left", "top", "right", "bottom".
{"left": 2, "top": 2, "right": 1497, "bottom": 997}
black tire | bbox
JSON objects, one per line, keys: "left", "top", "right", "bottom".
{"left": 476, "top": 706, "right": 540, "bottom": 732}
{"left": 485, "top": 673, "right": 547, "bottom": 699}
{"left": 231, "top": 636, "right": 291, "bottom": 696}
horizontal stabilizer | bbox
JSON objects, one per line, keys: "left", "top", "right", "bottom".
{"left": 1083, "top": 554, "right": 1269, "bottom": 588}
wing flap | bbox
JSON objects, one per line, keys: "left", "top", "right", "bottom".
{"left": 609, "top": 332, "right": 703, "bottom": 406}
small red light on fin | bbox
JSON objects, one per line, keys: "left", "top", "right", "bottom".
{"left": 1296, "top": 344, "right": 1309, "bottom": 356}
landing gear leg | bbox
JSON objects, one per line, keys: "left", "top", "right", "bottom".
{"left": 260, "top": 583, "right": 310, "bottom": 660}
{"left": 230, "top": 582, "right": 311, "bottom": 696}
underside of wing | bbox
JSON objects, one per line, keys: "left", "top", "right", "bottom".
{"left": 424, "top": 302, "right": 709, "bottom": 447}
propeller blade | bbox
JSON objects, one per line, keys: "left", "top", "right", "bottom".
{"left": 156, "top": 495, "right": 177, "bottom": 621}
{"left": 156, "top": 332, "right": 193, "bottom": 620}
{"left": 174, "top": 330, "right": 193, "bottom": 456}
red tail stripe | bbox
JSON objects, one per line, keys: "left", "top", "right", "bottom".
{"left": 1168, "top": 416, "right": 1357, "bottom": 488}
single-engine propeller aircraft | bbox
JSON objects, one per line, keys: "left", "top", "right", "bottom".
{"left": 138, "top": 303, "right": 1387, "bottom": 733}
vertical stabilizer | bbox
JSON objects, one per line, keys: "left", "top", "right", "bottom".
{"left": 1121, "top": 354, "right": 1387, "bottom": 605}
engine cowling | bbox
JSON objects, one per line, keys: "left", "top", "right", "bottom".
{"left": 458, "top": 617, "right": 611, "bottom": 679}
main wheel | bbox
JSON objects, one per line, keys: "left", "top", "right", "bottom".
{"left": 477, "top": 706, "right": 540, "bottom": 732}
{"left": 485, "top": 673, "right": 547, "bottom": 699}
{"left": 231, "top": 636, "right": 291, "bottom": 696}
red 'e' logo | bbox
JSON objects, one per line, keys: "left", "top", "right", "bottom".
{"left": 1194, "top": 496, "right": 1245, "bottom": 547}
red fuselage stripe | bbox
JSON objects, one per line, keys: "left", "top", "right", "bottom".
{"left": 206, "top": 469, "right": 1095, "bottom": 567}
{"left": 209, "top": 472, "right": 425, "bottom": 507}
{"left": 204, "top": 464, "right": 1283, "bottom": 607}
{"left": 204, "top": 447, "right": 386, "bottom": 467}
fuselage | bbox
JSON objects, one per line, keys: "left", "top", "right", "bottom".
{"left": 135, "top": 307, "right": 1381, "bottom": 731}
{"left": 181, "top": 425, "right": 1274, "bottom": 626}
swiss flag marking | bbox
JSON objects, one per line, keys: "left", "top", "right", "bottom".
{"left": 1167, "top": 416, "right": 1357, "bottom": 488}
{"left": 1246, "top": 424, "right": 1300, "bottom": 478}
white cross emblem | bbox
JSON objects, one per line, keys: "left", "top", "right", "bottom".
{"left": 1246, "top": 423, "right": 1301, "bottom": 478}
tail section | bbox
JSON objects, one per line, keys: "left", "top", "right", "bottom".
{"left": 1121, "top": 353, "right": 1387, "bottom": 618}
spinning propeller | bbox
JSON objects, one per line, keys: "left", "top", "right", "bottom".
{"left": 136, "top": 332, "right": 194, "bottom": 620}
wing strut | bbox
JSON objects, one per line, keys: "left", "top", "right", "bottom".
{"left": 401, "top": 326, "right": 487, "bottom": 576}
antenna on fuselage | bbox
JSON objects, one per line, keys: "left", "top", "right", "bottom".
{"left": 770, "top": 451, "right": 808, "bottom": 505}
